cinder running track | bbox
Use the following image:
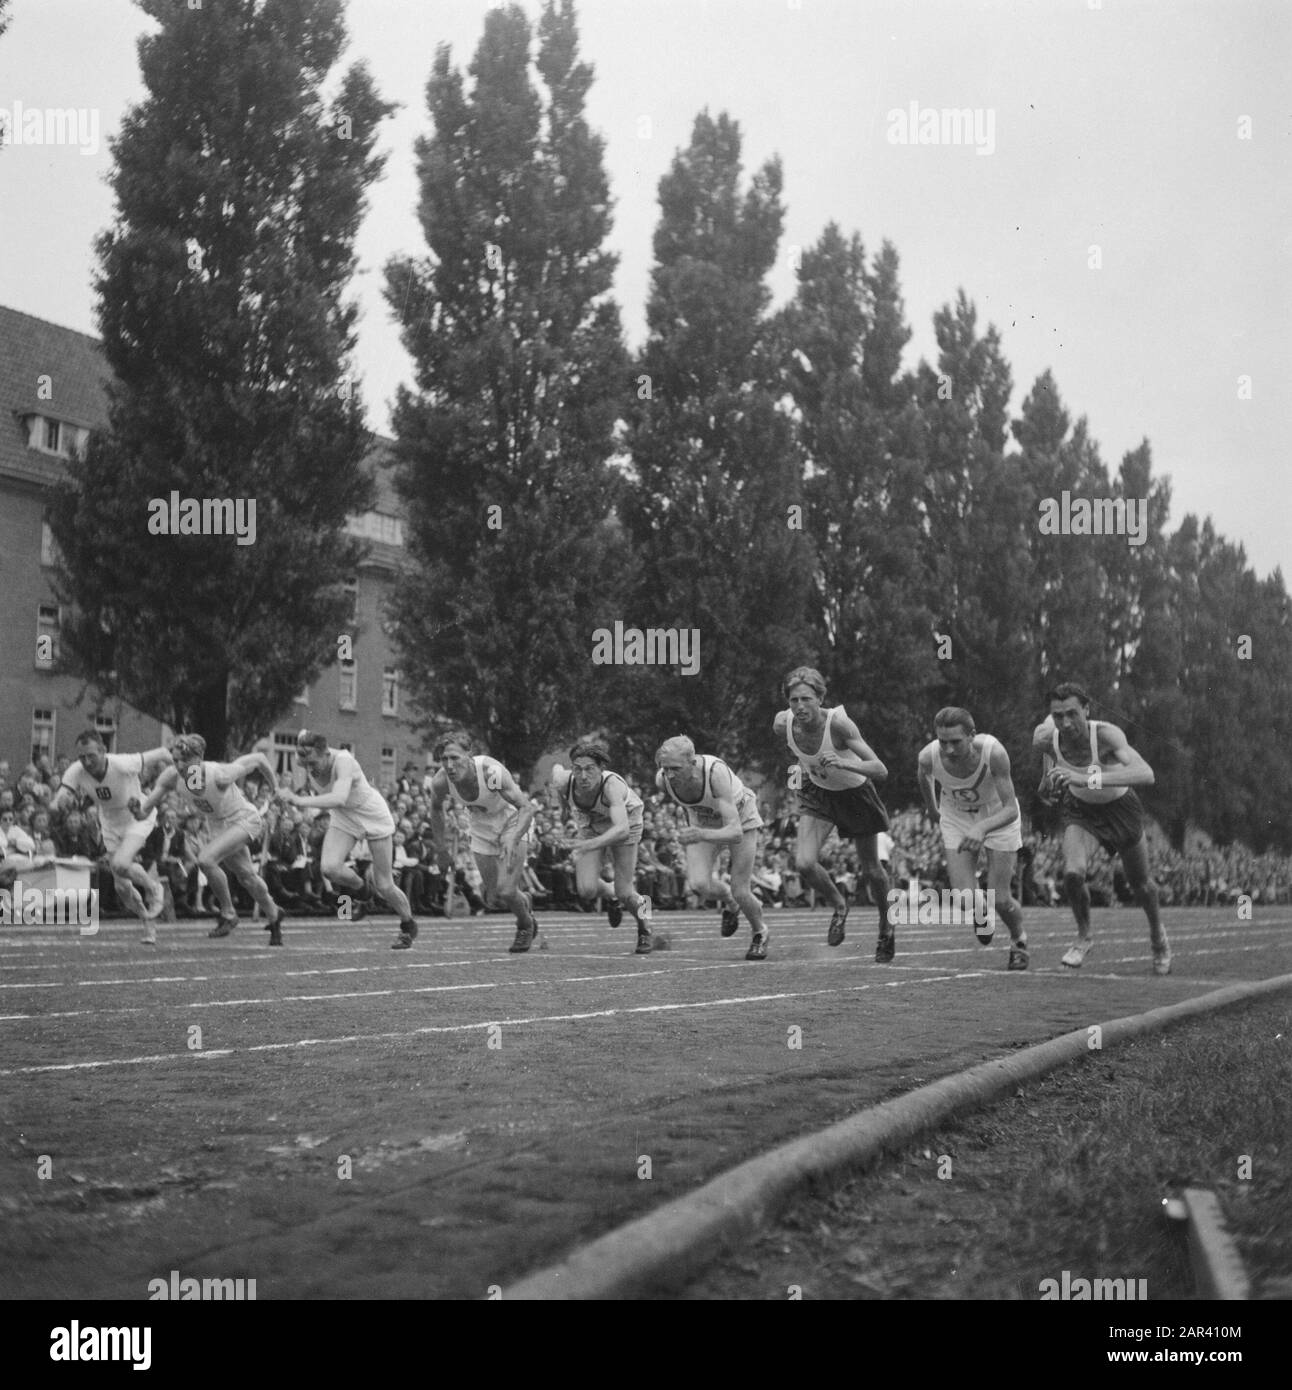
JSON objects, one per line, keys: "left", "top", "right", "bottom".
{"left": 0, "top": 905, "right": 1285, "bottom": 1298}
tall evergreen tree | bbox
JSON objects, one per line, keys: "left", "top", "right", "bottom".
{"left": 780, "top": 229, "right": 936, "bottom": 807}
{"left": 48, "top": 0, "right": 391, "bottom": 756}
{"left": 385, "top": 0, "right": 630, "bottom": 774}
{"left": 622, "top": 110, "right": 813, "bottom": 773}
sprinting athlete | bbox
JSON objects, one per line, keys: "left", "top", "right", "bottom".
{"left": 52, "top": 729, "right": 169, "bottom": 943}
{"left": 552, "top": 739, "right": 653, "bottom": 954}
{"left": 1033, "top": 682, "right": 1170, "bottom": 975}
{"left": 131, "top": 734, "right": 285, "bottom": 946}
{"left": 775, "top": 667, "right": 894, "bottom": 961}
{"left": 428, "top": 730, "right": 538, "bottom": 954}
{"left": 654, "top": 735, "right": 770, "bottom": 961}
{"left": 278, "top": 730, "right": 419, "bottom": 951}
{"left": 917, "top": 707, "right": 1029, "bottom": 970}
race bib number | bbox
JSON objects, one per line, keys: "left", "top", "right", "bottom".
{"left": 691, "top": 807, "right": 722, "bottom": 828}
{"left": 95, "top": 786, "right": 113, "bottom": 801}
{"left": 193, "top": 797, "right": 213, "bottom": 813}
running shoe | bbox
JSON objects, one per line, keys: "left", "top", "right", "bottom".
{"left": 392, "top": 921, "right": 418, "bottom": 951}
{"left": 509, "top": 917, "right": 536, "bottom": 954}
{"left": 140, "top": 926, "right": 157, "bottom": 946}
{"left": 975, "top": 920, "right": 995, "bottom": 945}
{"left": 1061, "top": 939, "right": 1092, "bottom": 969}
{"left": 635, "top": 925, "right": 653, "bottom": 955}
{"left": 141, "top": 876, "right": 166, "bottom": 920}
{"left": 1007, "top": 941, "right": 1030, "bottom": 971}
{"left": 720, "top": 903, "right": 740, "bottom": 937}
{"left": 827, "top": 902, "right": 849, "bottom": 947}
{"left": 745, "top": 933, "right": 769, "bottom": 961}
{"left": 264, "top": 908, "right": 285, "bottom": 947}
{"left": 208, "top": 914, "right": 239, "bottom": 939}
{"left": 874, "top": 928, "right": 895, "bottom": 964}
{"left": 1152, "top": 943, "right": 1172, "bottom": 976}
{"left": 607, "top": 898, "right": 624, "bottom": 929}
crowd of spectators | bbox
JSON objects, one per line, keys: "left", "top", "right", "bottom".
{"left": 3, "top": 752, "right": 1291, "bottom": 920}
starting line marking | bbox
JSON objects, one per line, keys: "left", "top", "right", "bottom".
{"left": 0, "top": 972, "right": 987, "bottom": 1076}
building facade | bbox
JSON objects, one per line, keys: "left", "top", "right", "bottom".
{"left": 0, "top": 305, "right": 423, "bottom": 789}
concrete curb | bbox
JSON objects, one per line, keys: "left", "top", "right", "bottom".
{"left": 505, "top": 973, "right": 1292, "bottom": 1300}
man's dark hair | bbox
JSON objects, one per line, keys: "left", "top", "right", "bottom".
{"left": 1046, "top": 681, "right": 1091, "bottom": 707}
{"left": 433, "top": 729, "right": 473, "bottom": 760}
{"left": 75, "top": 729, "right": 106, "bottom": 748}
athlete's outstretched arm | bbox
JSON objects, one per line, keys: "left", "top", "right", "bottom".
{"left": 569, "top": 781, "right": 632, "bottom": 855}
{"left": 835, "top": 712, "right": 888, "bottom": 780}
{"left": 916, "top": 747, "right": 940, "bottom": 822}
{"left": 133, "top": 766, "right": 179, "bottom": 819}
{"left": 1091, "top": 725, "right": 1154, "bottom": 789}
{"left": 220, "top": 752, "right": 277, "bottom": 792}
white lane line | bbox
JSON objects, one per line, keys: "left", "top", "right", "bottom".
{"left": 0, "top": 973, "right": 987, "bottom": 1074}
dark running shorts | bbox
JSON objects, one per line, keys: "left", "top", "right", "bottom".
{"left": 797, "top": 779, "right": 890, "bottom": 839}
{"left": 1060, "top": 787, "right": 1146, "bottom": 856}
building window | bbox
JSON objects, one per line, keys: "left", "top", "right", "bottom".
{"left": 43, "top": 418, "right": 62, "bottom": 453}
{"left": 35, "top": 604, "right": 60, "bottom": 668}
{"left": 94, "top": 714, "right": 116, "bottom": 752}
{"left": 41, "top": 522, "right": 59, "bottom": 568}
{"left": 339, "top": 659, "right": 357, "bottom": 711}
{"left": 382, "top": 668, "right": 399, "bottom": 716}
{"left": 380, "top": 746, "right": 396, "bottom": 787}
{"left": 343, "top": 576, "right": 359, "bottom": 624}
{"left": 32, "top": 708, "right": 56, "bottom": 763}
{"left": 272, "top": 733, "right": 298, "bottom": 779}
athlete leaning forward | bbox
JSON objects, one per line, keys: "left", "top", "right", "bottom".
{"left": 550, "top": 738, "right": 654, "bottom": 954}
{"left": 52, "top": 729, "right": 169, "bottom": 943}
{"left": 428, "top": 729, "right": 539, "bottom": 955}
{"left": 278, "top": 730, "right": 419, "bottom": 951}
{"left": 132, "top": 734, "right": 286, "bottom": 945}
{"left": 774, "top": 666, "right": 895, "bottom": 961}
{"left": 654, "top": 735, "right": 770, "bottom": 961}
{"left": 1033, "top": 682, "right": 1171, "bottom": 976}
{"left": 916, "top": 707, "right": 1029, "bottom": 970}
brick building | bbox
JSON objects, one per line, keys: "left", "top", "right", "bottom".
{"left": 0, "top": 305, "right": 422, "bottom": 788}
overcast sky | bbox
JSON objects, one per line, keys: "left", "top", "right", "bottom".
{"left": 1, "top": 0, "right": 1287, "bottom": 579}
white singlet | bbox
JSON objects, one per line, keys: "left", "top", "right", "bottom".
{"left": 446, "top": 755, "right": 532, "bottom": 857}
{"left": 924, "top": 734, "right": 1022, "bottom": 852}
{"left": 784, "top": 707, "right": 869, "bottom": 789}
{"left": 61, "top": 752, "right": 156, "bottom": 854}
{"left": 656, "top": 755, "right": 763, "bottom": 832}
{"left": 305, "top": 749, "right": 396, "bottom": 841}
{"left": 1049, "top": 719, "right": 1127, "bottom": 805}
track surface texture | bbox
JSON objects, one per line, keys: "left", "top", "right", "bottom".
{"left": 2, "top": 904, "right": 1286, "bottom": 1299}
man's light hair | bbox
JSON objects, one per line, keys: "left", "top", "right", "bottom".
{"left": 655, "top": 735, "right": 695, "bottom": 765}
{"left": 783, "top": 666, "right": 826, "bottom": 699}
{"left": 172, "top": 734, "right": 207, "bottom": 761}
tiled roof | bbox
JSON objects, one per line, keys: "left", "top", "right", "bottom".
{"left": 0, "top": 306, "right": 109, "bottom": 487}
{"left": 0, "top": 305, "right": 405, "bottom": 510}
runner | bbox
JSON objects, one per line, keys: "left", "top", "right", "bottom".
{"left": 551, "top": 739, "right": 653, "bottom": 954}
{"left": 130, "top": 734, "right": 286, "bottom": 946}
{"left": 1033, "top": 682, "right": 1170, "bottom": 975}
{"left": 51, "top": 730, "right": 169, "bottom": 943}
{"left": 654, "top": 735, "right": 770, "bottom": 961}
{"left": 278, "top": 731, "right": 419, "bottom": 951}
{"left": 428, "top": 730, "right": 538, "bottom": 954}
{"left": 917, "top": 707, "right": 1029, "bottom": 969}
{"left": 774, "top": 666, "right": 895, "bottom": 961}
